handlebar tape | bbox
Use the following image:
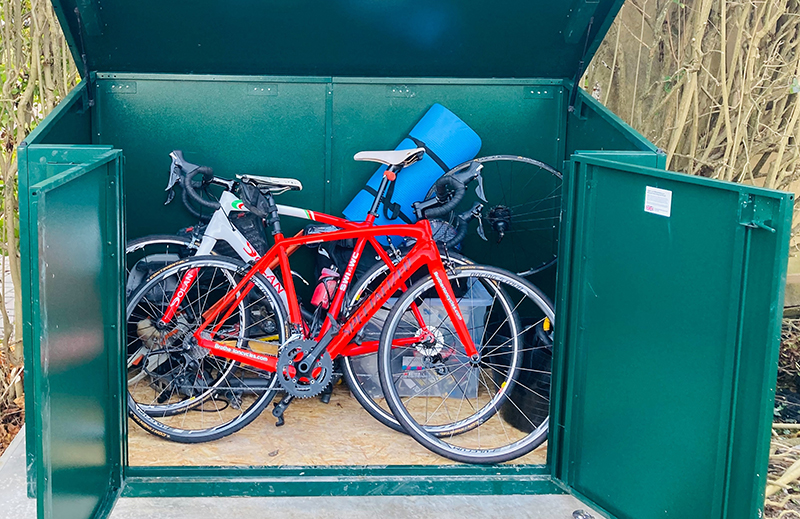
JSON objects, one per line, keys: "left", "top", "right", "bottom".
{"left": 443, "top": 219, "right": 469, "bottom": 249}
{"left": 442, "top": 201, "right": 481, "bottom": 249}
{"left": 183, "top": 166, "right": 221, "bottom": 210}
{"left": 424, "top": 175, "right": 466, "bottom": 219}
{"left": 180, "top": 185, "right": 212, "bottom": 222}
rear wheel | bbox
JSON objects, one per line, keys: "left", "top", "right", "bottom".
{"left": 378, "top": 264, "right": 553, "bottom": 464}
{"left": 126, "top": 255, "right": 287, "bottom": 443}
{"left": 126, "top": 234, "right": 198, "bottom": 299}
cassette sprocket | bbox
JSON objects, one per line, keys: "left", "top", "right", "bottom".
{"left": 276, "top": 339, "right": 333, "bottom": 398}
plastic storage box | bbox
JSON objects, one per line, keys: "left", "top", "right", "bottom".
{"left": 349, "top": 277, "right": 491, "bottom": 399}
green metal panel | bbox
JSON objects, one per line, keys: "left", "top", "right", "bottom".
{"left": 50, "top": 1, "right": 624, "bottom": 79}
{"left": 122, "top": 465, "right": 560, "bottom": 497}
{"left": 553, "top": 153, "right": 792, "bottom": 519}
{"left": 21, "top": 148, "right": 125, "bottom": 518}
{"left": 24, "top": 82, "right": 93, "bottom": 146}
{"left": 565, "top": 88, "right": 658, "bottom": 157}
{"left": 92, "top": 74, "right": 328, "bottom": 239}
{"left": 20, "top": 145, "right": 119, "bottom": 498}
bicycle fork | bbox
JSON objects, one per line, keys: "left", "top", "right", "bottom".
{"left": 159, "top": 267, "right": 200, "bottom": 325}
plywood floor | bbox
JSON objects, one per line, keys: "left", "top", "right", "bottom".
{"left": 128, "top": 384, "right": 547, "bottom": 467}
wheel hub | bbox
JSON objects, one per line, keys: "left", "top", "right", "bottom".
{"left": 415, "top": 327, "right": 446, "bottom": 356}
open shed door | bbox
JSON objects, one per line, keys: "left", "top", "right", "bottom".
{"left": 21, "top": 147, "right": 125, "bottom": 519}
{"left": 553, "top": 152, "right": 792, "bottom": 519}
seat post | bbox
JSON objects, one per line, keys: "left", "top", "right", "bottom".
{"left": 368, "top": 165, "right": 400, "bottom": 217}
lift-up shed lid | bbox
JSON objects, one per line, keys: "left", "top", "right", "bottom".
{"left": 52, "top": 0, "right": 622, "bottom": 78}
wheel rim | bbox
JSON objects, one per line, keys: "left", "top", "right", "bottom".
{"left": 428, "top": 156, "right": 562, "bottom": 278}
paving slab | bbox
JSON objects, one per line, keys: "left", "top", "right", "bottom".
{"left": 110, "top": 493, "right": 598, "bottom": 519}
{"left": 1, "top": 426, "right": 603, "bottom": 519}
{"left": 0, "top": 426, "right": 35, "bottom": 519}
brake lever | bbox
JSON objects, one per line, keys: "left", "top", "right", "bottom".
{"left": 457, "top": 201, "right": 488, "bottom": 242}
{"left": 475, "top": 172, "right": 487, "bottom": 203}
{"left": 471, "top": 203, "right": 488, "bottom": 241}
{"left": 164, "top": 152, "right": 183, "bottom": 205}
{"left": 476, "top": 212, "right": 488, "bottom": 241}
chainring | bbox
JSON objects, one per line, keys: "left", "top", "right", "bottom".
{"left": 276, "top": 339, "right": 333, "bottom": 398}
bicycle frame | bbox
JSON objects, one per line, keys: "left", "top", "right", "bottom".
{"left": 188, "top": 191, "right": 291, "bottom": 305}
{"left": 159, "top": 205, "right": 478, "bottom": 373}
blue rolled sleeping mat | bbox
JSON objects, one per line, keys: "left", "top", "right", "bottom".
{"left": 343, "top": 103, "right": 482, "bottom": 245}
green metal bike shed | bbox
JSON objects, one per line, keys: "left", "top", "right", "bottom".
{"left": 17, "top": 1, "right": 792, "bottom": 518}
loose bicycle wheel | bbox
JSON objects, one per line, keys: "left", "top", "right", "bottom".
{"left": 377, "top": 264, "right": 554, "bottom": 464}
{"left": 126, "top": 255, "right": 287, "bottom": 443}
{"left": 429, "top": 156, "right": 562, "bottom": 277}
{"left": 341, "top": 252, "right": 472, "bottom": 432}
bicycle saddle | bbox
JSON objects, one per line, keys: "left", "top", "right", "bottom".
{"left": 354, "top": 148, "right": 424, "bottom": 167}
{"left": 237, "top": 174, "right": 303, "bottom": 192}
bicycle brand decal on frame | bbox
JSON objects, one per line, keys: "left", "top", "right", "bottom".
{"left": 433, "top": 270, "right": 464, "bottom": 322}
{"left": 263, "top": 271, "right": 285, "bottom": 295}
{"left": 338, "top": 251, "right": 360, "bottom": 293}
{"left": 644, "top": 186, "right": 672, "bottom": 217}
{"left": 242, "top": 242, "right": 258, "bottom": 258}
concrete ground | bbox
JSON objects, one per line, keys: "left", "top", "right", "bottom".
{"left": 0, "top": 426, "right": 602, "bottom": 519}
{"left": 0, "top": 427, "right": 33, "bottom": 518}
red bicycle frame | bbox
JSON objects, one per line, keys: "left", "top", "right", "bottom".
{"left": 160, "top": 205, "right": 477, "bottom": 373}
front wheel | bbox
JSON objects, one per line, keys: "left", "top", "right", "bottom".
{"left": 341, "top": 252, "right": 473, "bottom": 433}
{"left": 377, "top": 264, "right": 554, "bottom": 464}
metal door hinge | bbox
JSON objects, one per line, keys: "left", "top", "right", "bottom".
{"left": 739, "top": 194, "right": 777, "bottom": 233}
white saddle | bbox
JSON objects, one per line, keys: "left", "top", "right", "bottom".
{"left": 354, "top": 148, "right": 425, "bottom": 167}
{"left": 237, "top": 174, "right": 303, "bottom": 191}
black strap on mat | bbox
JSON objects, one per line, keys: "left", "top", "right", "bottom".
{"left": 408, "top": 136, "right": 450, "bottom": 174}
{"left": 364, "top": 185, "right": 413, "bottom": 224}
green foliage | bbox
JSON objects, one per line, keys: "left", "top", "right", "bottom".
{"left": 663, "top": 70, "right": 686, "bottom": 94}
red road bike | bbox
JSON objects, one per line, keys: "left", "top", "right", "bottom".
{"left": 126, "top": 148, "right": 554, "bottom": 464}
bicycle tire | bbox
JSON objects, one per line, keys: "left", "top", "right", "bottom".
{"left": 127, "top": 255, "right": 288, "bottom": 443}
{"left": 340, "top": 252, "right": 473, "bottom": 433}
{"left": 377, "top": 264, "right": 554, "bottom": 464}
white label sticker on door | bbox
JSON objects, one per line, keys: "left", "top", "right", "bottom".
{"left": 644, "top": 186, "right": 672, "bottom": 217}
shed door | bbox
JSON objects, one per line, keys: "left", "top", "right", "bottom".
{"left": 554, "top": 153, "right": 792, "bottom": 519}
{"left": 27, "top": 149, "right": 125, "bottom": 519}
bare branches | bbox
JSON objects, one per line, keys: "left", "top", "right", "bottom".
{"left": 0, "top": 0, "right": 77, "bottom": 382}
{"left": 588, "top": 0, "right": 800, "bottom": 240}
